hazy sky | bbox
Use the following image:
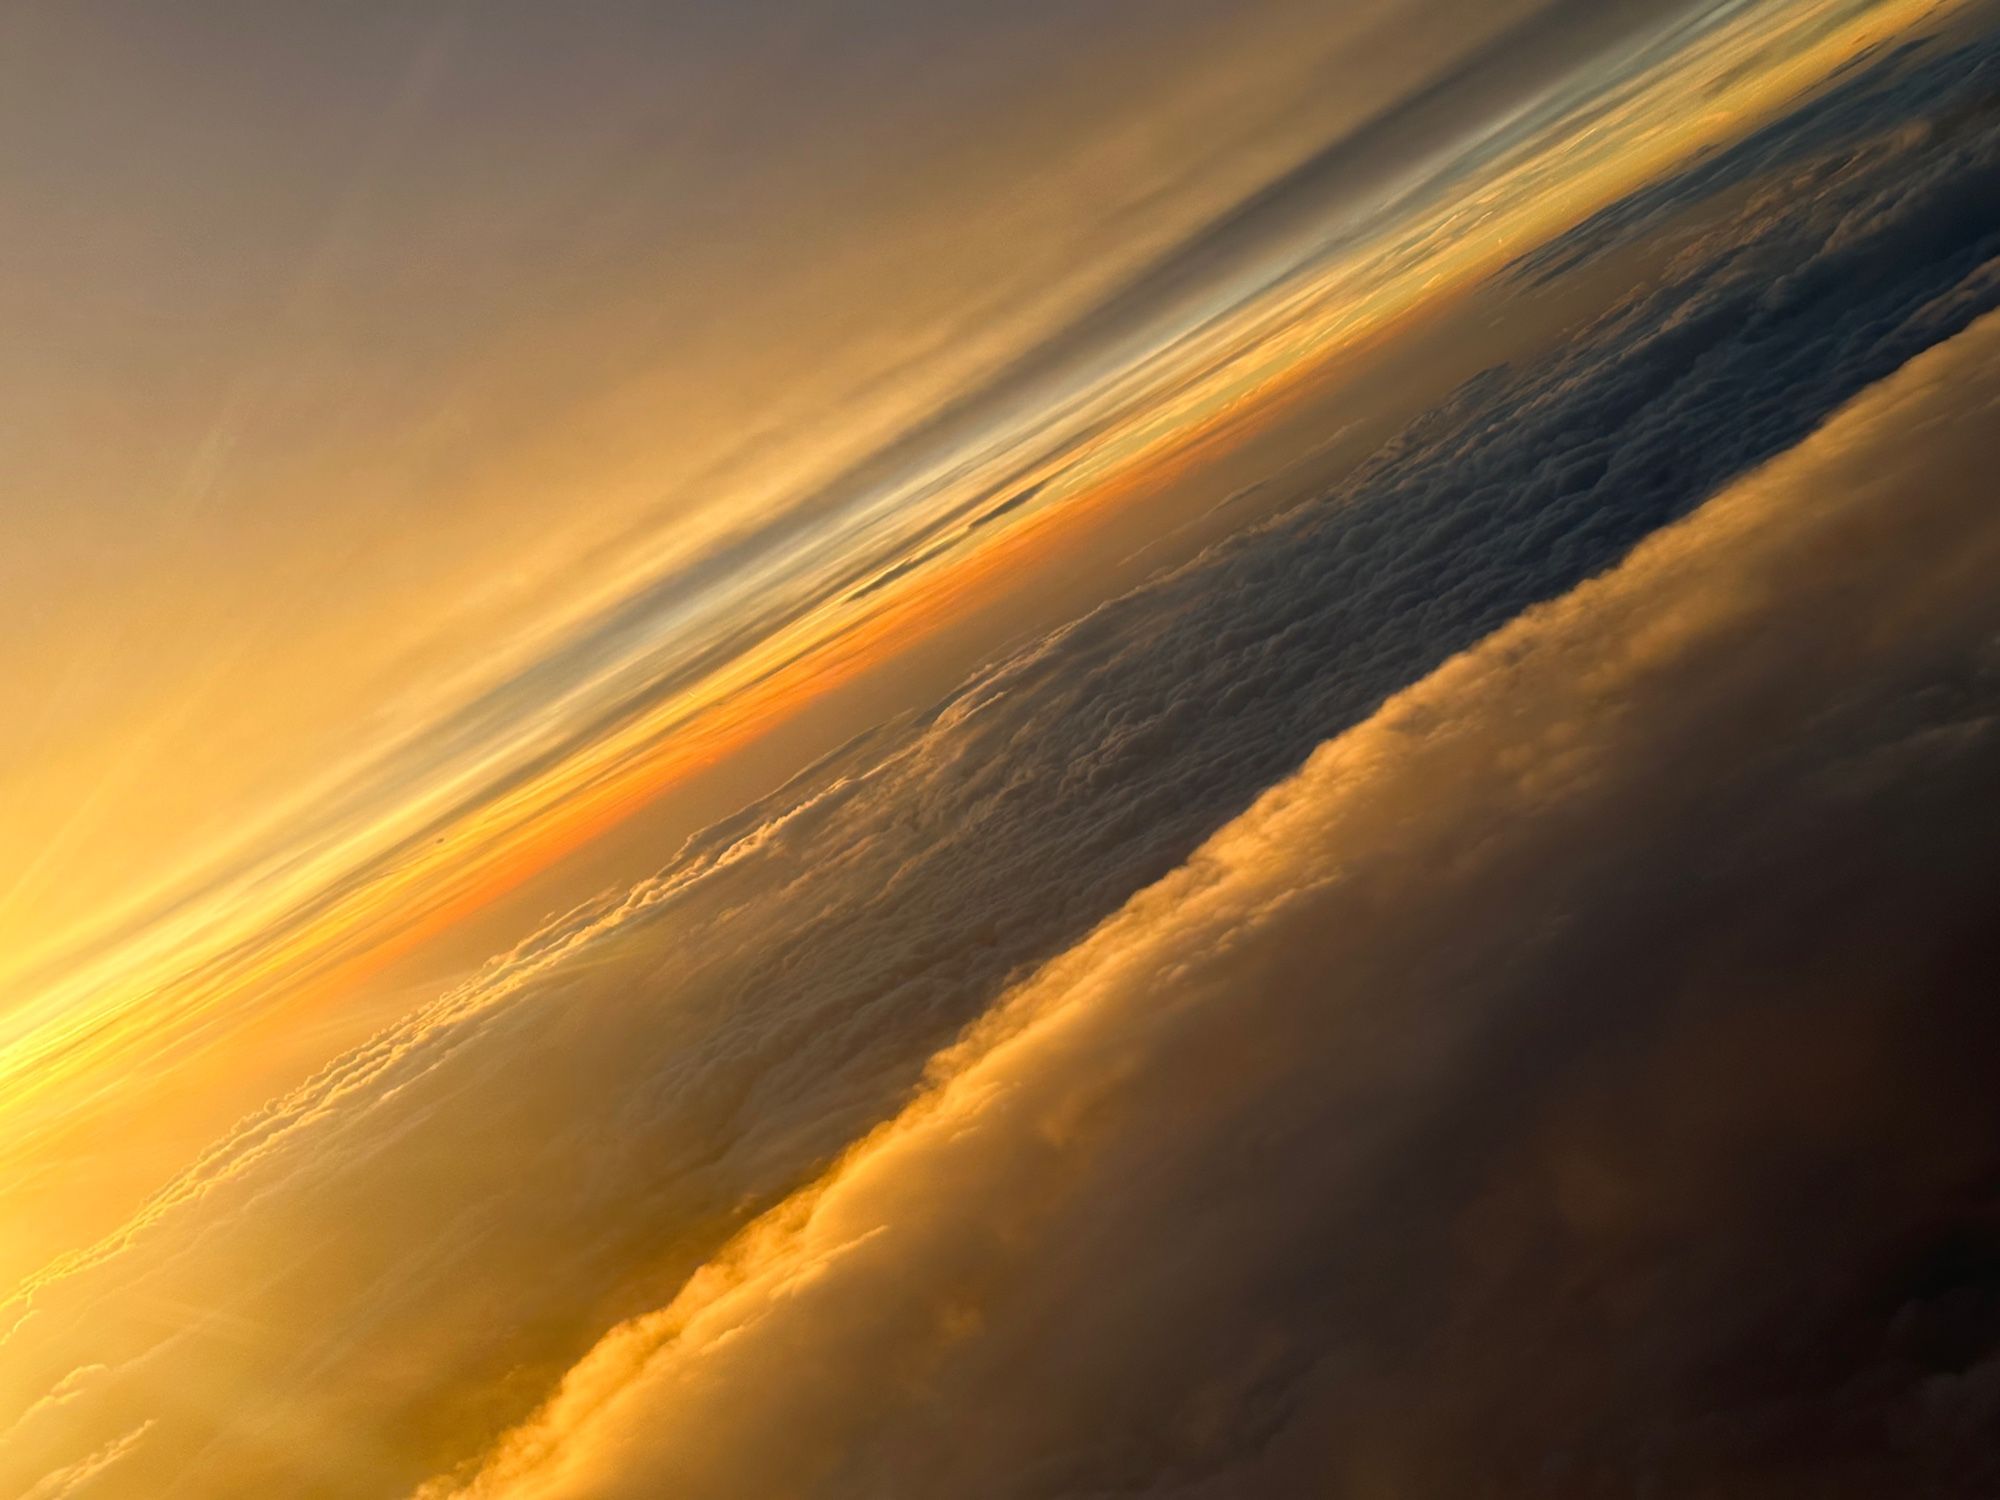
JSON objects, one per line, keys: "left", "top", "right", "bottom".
{"left": 0, "top": 0, "right": 1668, "bottom": 1098}
{"left": 0, "top": 0, "right": 1801, "bottom": 1196}
{"left": 0, "top": 0, "right": 1559, "bottom": 966}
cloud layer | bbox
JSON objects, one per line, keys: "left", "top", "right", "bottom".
{"left": 436, "top": 305, "right": 2000, "bottom": 1499}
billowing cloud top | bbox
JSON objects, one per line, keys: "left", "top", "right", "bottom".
{"left": 430, "top": 303, "right": 2000, "bottom": 1500}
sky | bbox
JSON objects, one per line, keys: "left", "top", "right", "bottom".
{"left": 4, "top": 0, "right": 2000, "bottom": 1495}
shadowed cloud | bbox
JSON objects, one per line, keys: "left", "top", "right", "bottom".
{"left": 432, "top": 305, "right": 2000, "bottom": 1500}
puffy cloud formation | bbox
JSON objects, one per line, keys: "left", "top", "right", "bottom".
{"left": 3, "top": 34, "right": 1998, "bottom": 1495}
{"left": 435, "top": 306, "right": 2000, "bottom": 1498}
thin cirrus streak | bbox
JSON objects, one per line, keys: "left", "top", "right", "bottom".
{"left": 0, "top": 0, "right": 1946, "bottom": 1291}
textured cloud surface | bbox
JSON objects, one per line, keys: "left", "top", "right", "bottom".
{"left": 3, "top": 24, "right": 1999, "bottom": 1495}
{"left": 436, "top": 307, "right": 2000, "bottom": 1499}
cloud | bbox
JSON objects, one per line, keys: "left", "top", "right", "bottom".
{"left": 1508, "top": 22, "right": 2000, "bottom": 287}
{"left": 429, "top": 306, "right": 2000, "bottom": 1499}
{"left": 3, "top": 46, "right": 1998, "bottom": 1496}
{"left": 18, "top": 1421, "right": 153, "bottom": 1500}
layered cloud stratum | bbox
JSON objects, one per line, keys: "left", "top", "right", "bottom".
{"left": 424, "top": 306, "right": 2000, "bottom": 1499}
{"left": 1, "top": 0, "right": 1968, "bottom": 1296}
{"left": 5, "top": 4, "right": 2000, "bottom": 1497}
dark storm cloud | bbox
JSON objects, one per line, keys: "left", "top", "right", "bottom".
{"left": 5, "top": 48, "right": 2000, "bottom": 1496}
{"left": 439, "top": 307, "right": 2000, "bottom": 1500}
